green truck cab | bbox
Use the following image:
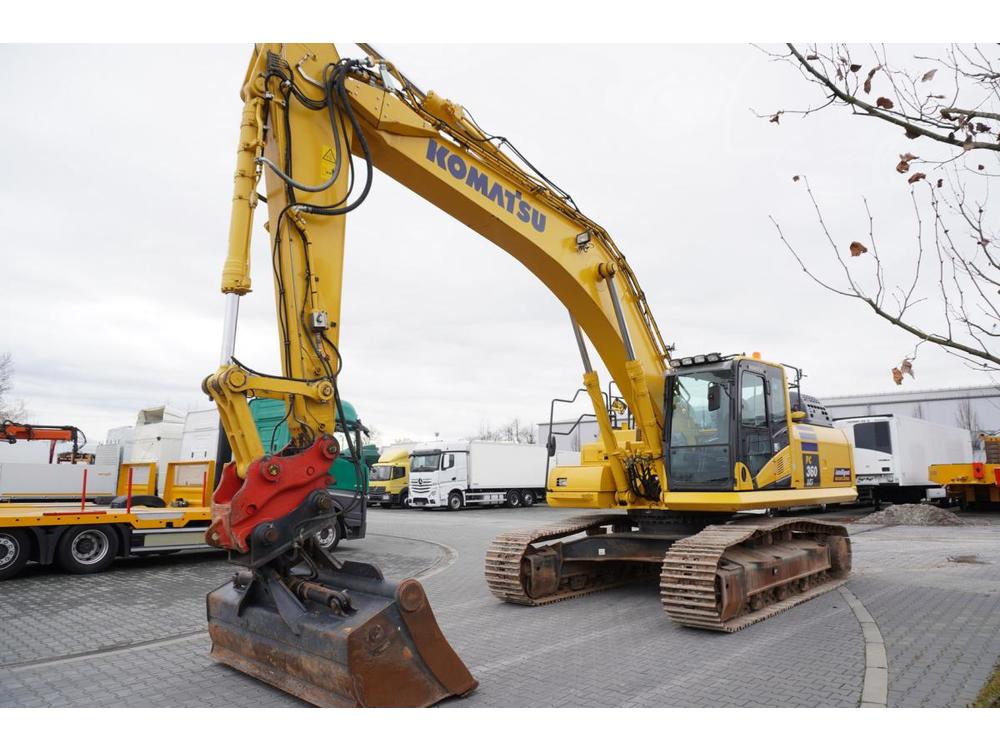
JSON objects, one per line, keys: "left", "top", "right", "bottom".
{"left": 249, "top": 398, "right": 376, "bottom": 548}
{"left": 368, "top": 446, "right": 412, "bottom": 508}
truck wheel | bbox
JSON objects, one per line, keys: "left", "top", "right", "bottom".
{"left": 56, "top": 525, "right": 118, "bottom": 575}
{"left": 314, "top": 523, "right": 341, "bottom": 551}
{"left": 0, "top": 529, "right": 30, "bottom": 581}
{"left": 398, "top": 489, "right": 408, "bottom": 508}
{"left": 447, "top": 491, "right": 463, "bottom": 511}
{"left": 505, "top": 490, "right": 522, "bottom": 508}
{"left": 521, "top": 490, "right": 536, "bottom": 507}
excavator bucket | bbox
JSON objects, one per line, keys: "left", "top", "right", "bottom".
{"left": 206, "top": 559, "right": 477, "bottom": 707}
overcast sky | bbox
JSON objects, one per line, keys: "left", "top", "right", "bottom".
{"left": 1, "top": 43, "right": 993, "bottom": 448}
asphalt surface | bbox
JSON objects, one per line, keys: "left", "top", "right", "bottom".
{"left": 1, "top": 505, "right": 998, "bottom": 707}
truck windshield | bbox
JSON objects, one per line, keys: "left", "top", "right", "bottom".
{"left": 370, "top": 465, "right": 393, "bottom": 481}
{"left": 410, "top": 453, "right": 440, "bottom": 472}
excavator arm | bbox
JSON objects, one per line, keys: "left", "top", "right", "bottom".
{"left": 201, "top": 41, "right": 674, "bottom": 710}
{"left": 207, "top": 42, "right": 671, "bottom": 509}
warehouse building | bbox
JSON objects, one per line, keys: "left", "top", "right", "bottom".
{"left": 819, "top": 384, "right": 1000, "bottom": 435}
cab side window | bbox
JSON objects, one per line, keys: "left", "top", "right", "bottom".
{"left": 767, "top": 368, "right": 790, "bottom": 451}
{"left": 740, "top": 371, "right": 774, "bottom": 476}
{"left": 442, "top": 453, "right": 455, "bottom": 470}
{"left": 768, "top": 372, "right": 786, "bottom": 424}
{"left": 741, "top": 374, "right": 767, "bottom": 427}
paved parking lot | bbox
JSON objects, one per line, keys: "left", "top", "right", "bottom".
{"left": 1, "top": 505, "right": 998, "bottom": 707}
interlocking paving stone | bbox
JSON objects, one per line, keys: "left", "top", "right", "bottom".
{"left": 1, "top": 506, "right": 997, "bottom": 707}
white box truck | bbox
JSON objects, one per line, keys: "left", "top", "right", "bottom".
{"left": 835, "top": 415, "right": 973, "bottom": 506}
{"left": 408, "top": 440, "right": 548, "bottom": 510}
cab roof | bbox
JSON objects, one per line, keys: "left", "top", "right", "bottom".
{"left": 375, "top": 446, "right": 411, "bottom": 464}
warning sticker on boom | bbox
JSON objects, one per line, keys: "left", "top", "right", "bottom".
{"left": 320, "top": 145, "right": 336, "bottom": 180}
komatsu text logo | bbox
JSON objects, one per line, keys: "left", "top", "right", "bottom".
{"left": 426, "top": 140, "right": 547, "bottom": 233}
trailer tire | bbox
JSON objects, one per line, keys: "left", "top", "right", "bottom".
{"left": 0, "top": 529, "right": 30, "bottom": 581}
{"left": 521, "top": 490, "right": 536, "bottom": 507}
{"left": 505, "top": 489, "right": 521, "bottom": 508}
{"left": 56, "top": 525, "right": 119, "bottom": 575}
{"left": 447, "top": 491, "right": 463, "bottom": 511}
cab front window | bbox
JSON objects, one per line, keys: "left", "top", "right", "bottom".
{"left": 669, "top": 370, "right": 732, "bottom": 447}
{"left": 666, "top": 366, "right": 734, "bottom": 490}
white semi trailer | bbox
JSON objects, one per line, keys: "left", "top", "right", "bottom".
{"left": 407, "top": 440, "right": 548, "bottom": 510}
{"left": 835, "top": 415, "right": 973, "bottom": 507}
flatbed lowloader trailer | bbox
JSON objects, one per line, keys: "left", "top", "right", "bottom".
{"left": 929, "top": 463, "right": 1000, "bottom": 510}
{"left": 0, "top": 459, "right": 215, "bottom": 580}
{"left": 927, "top": 434, "right": 1000, "bottom": 511}
{"left": 0, "top": 457, "right": 158, "bottom": 504}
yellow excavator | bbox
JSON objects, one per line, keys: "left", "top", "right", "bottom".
{"left": 203, "top": 43, "right": 856, "bottom": 707}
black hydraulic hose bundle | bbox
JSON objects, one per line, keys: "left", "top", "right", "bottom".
{"left": 230, "top": 57, "right": 377, "bottom": 524}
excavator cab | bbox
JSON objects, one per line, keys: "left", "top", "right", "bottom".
{"left": 665, "top": 354, "right": 790, "bottom": 492}
{"left": 664, "top": 353, "right": 854, "bottom": 502}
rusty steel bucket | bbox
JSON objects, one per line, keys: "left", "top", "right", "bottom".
{"left": 206, "top": 560, "right": 478, "bottom": 707}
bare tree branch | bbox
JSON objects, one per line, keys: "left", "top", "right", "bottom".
{"left": 0, "top": 353, "right": 28, "bottom": 423}
{"left": 781, "top": 43, "right": 1000, "bottom": 152}
{"left": 763, "top": 43, "right": 1000, "bottom": 382}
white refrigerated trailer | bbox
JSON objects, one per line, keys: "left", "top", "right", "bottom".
{"left": 408, "top": 440, "right": 548, "bottom": 510}
{"left": 835, "top": 415, "right": 972, "bottom": 506}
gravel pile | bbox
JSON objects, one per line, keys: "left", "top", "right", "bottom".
{"left": 855, "top": 503, "right": 967, "bottom": 526}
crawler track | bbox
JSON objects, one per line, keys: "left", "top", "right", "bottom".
{"left": 486, "top": 514, "right": 851, "bottom": 633}
{"left": 485, "top": 514, "right": 636, "bottom": 605}
{"left": 660, "top": 518, "right": 851, "bottom": 632}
